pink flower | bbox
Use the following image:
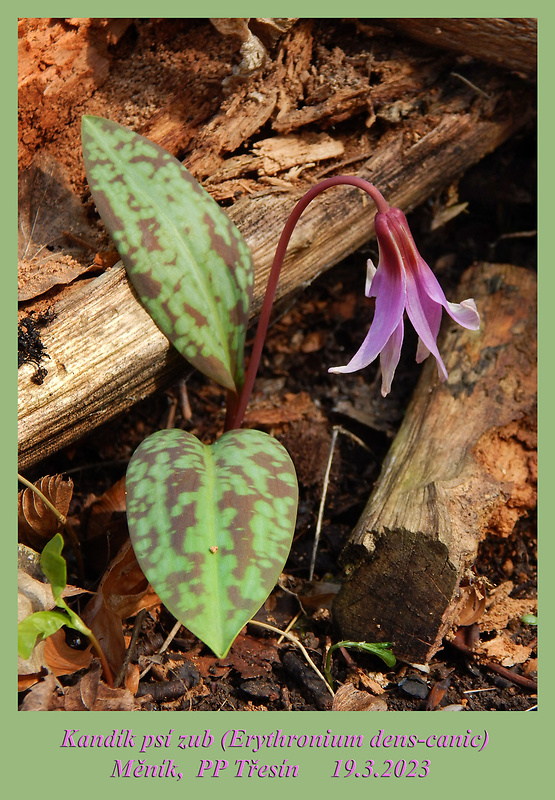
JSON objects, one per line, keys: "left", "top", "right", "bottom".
{"left": 329, "top": 206, "right": 480, "bottom": 396}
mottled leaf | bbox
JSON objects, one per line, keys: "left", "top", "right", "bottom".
{"left": 81, "top": 115, "right": 253, "bottom": 392}
{"left": 126, "top": 428, "right": 298, "bottom": 658}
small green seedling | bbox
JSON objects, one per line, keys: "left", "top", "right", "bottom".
{"left": 521, "top": 613, "right": 537, "bottom": 626}
{"left": 18, "top": 533, "right": 113, "bottom": 683}
{"left": 324, "top": 640, "right": 396, "bottom": 688}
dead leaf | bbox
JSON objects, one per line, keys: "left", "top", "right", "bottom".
{"left": 18, "top": 474, "right": 73, "bottom": 546}
{"left": 278, "top": 574, "right": 341, "bottom": 615}
{"left": 125, "top": 663, "right": 141, "bottom": 695}
{"left": 210, "top": 18, "right": 267, "bottom": 85}
{"left": 430, "top": 201, "right": 468, "bottom": 231}
{"left": 453, "top": 578, "right": 488, "bottom": 627}
{"left": 82, "top": 477, "right": 129, "bottom": 574}
{"left": 63, "top": 660, "right": 138, "bottom": 710}
{"left": 18, "top": 543, "right": 42, "bottom": 577}
{"left": 426, "top": 677, "right": 451, "bottom": 710}
{"left": 348, "top": 668, "right": 387, "bottom": 695}
{"left": 18, "top": 152, "right": 104, "bottom": 301}
{"left": 18, "top": 569, "right": 57, "bottom": 617}
{"left": 19, "top": 673, "right": 61, "bottom": 710}
{"left": 332, "top": 683, "right": 388, "bottom": 711}
{"left": 81, "top": 539, "right": 160, "bottom": 673}
{"left": 43, "top": 628, "right": 93, "bottom": 676}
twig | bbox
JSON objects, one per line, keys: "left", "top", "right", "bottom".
{"left": 114, "top": 608, "right": 146, "bottom": 688}
{"left": 277, "top": 611, "right": 301, "bottom": 644}
{"left": 450, "top": 71, "right": 491, "bottom": 98}
{"left": 309, "top": 427, "right": 339, "bottom": 581}
{"left": 309, "top": 425, "right": 371, "bottom": 581}
{"left": 249, "top": 619, "right": 334, "bottom": 697}
{"left": 449, "top": 637, "right": 537, "bottom": 691}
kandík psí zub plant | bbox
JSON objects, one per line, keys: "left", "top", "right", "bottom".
{"left": 80, "top": 116, "right": 479, "bottom": 660}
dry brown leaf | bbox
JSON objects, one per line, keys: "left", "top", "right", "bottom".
{"left": 332, "top": 682, "right": 388, "bottom": 711}
{"left": 430, "top": 201, "right": 469, "bottom": 231}
{"left": 348, "top": 668, "right": 387, "bottom": 695}
{"left": 18, "top": 474, "right": 73, "bottom": 546}
{"left": 81, "top": 539, "right": 160, "bottom": 674}
{"left": 277, "top": 574, "right": 341, "bottom": 615}
{"left": 18, "top": 673, "right": 44, "bottom": 692}
{"left": 43, "top": 628, "right": 93, "bottom": 676}
{"left": 125, "top": 663, "right": 141, "bottom": 695}
{"left": 453, "top": 578, "right": 488, "bottom": 627}
{"left": 63, "top": 661, "right": 138, "bottom": 711}
{"left": 19, "top": 673, "right": 60, "bottom": 710}
{"left": 18, "top": 152, "right": 103, "bottom": 301}
{"left": 82, "top": 476, "right": 129, "bottom": 574}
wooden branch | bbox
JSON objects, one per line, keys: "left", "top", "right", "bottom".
{"left": 333, "top": 262, "right": 537, "bottom": 665}
{"left": 18, "top": 93, "right": 533, "bottom": 470}
{"left": 380, "top": 18, "right": 537, "bottom": 76}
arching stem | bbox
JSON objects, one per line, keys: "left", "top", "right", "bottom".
{"left": 225, "top": 176, "right": 390, "bottom": 431}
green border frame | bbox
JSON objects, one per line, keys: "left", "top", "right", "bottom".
{"left": 9, "top": 4, "right": 547, "bottom": 798}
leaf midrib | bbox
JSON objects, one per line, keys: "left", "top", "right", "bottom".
{"left": 202, "top": 442, "right": 226, "bottom": 656}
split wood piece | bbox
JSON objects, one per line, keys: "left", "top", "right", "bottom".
{"left": 333, "top": 262, "right": 537, "bottom": 665}
{"left": 379, "top": 18, "right": 537, "bottom": 77}
{"left": 18, "top": 108, "right": 533, "bottom": 471}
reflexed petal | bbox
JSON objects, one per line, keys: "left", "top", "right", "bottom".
{"left": 444, "top": 297, "right": 480, "bottom": 329}
{"left": 379, "top": 317, "right": 404, "bottom": 396}
{"left": 329, "top": 261, "right": 406, "bottom": 374}
{"left": 413, "top": 257, "right": 480, "bottom": 330}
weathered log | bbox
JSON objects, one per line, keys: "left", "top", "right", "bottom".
{"left": 379, "top": 18, "right": 537, "bottom": 76}
{"left": 333, "top": 262, "right": 537, "bottom": 665}
{"left": 18, "top": 94, "right": 534, "bottom": 471}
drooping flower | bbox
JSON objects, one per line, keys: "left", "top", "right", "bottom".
{"left": 329, "top": 205, "right": 480, "bottom": 396}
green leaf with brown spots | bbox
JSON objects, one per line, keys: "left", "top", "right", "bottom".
{"left": 125, "top": 428, "right": 298, "bottom": 658}
{"left": 81, "top": 115, "right": 253, "bottom": 392}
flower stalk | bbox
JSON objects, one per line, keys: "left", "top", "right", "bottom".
{"left": 226, "top": 176, "right": 390, "bottom": 430}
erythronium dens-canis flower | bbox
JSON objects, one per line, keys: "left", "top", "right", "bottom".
{"left": 328, "top": 201, "right": 480, "bottom": 395}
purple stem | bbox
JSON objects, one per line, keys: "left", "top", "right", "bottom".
{"left": 226, "top": 176, "right": 390, "bottom": 431}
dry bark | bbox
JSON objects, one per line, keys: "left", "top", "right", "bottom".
{"left": 333, "top": 262, "right": 537, "bottom": 665}
{"left": 378, "top": 18, "right": 537, "bottom": 76}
